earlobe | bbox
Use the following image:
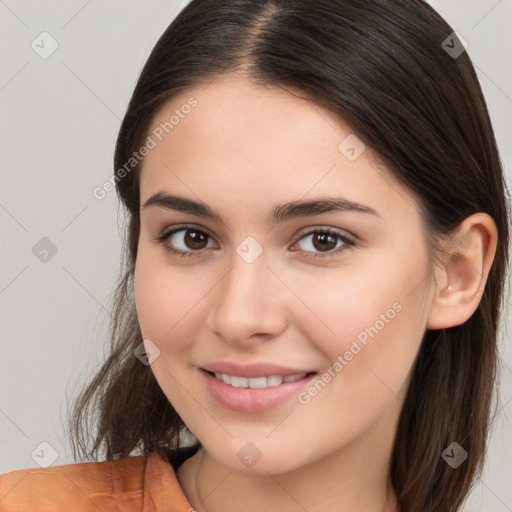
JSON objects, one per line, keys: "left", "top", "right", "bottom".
{"left": 426, "top": 213, "right": 498, "bottom": 330}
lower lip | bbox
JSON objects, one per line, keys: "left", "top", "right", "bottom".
{"left": 200, "top": 369, "right": 317, "bottom": 414}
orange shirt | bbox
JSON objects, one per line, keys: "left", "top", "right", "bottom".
{"left": 0, "top": 451, "right": 194, "bottom": 511}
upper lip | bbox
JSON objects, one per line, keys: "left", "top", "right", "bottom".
{"left": 201, "top": 362, "right": 316, "bottom": 378}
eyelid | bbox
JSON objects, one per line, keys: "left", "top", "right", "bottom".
{"left": 157, "top": 223, "right": 355, "bottom": 242}
{"left": 155, "top": 223, "right": 356, "bottom": 257}
{"left": 295, "top": 225, "right": 355, "bottom": 242}
{"left": 154, "top": 223, "right": 218, "bottom": 247}
{"left": 292, "top": 227, "right": 355, "bottom": 259}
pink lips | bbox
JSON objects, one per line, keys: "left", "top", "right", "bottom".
{"left": 199, "top": 361, "right": 317, "bottom": 414}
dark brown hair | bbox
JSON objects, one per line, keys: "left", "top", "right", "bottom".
{"left": 69, "top": 1, "right": 511, "bottom": 510}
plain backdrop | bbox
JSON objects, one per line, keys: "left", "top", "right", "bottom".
{"left": 1, "top": 1, "right": 511, "bottom": 510}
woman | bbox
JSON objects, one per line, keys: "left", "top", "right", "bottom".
{"left": 1, "top": 0, "right": 509, "bottom": 511}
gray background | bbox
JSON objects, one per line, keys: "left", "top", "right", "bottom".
{"left": 0, "top": 1, "right": 510, "bottom": 510}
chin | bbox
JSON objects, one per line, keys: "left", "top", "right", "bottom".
{"left": 201, "top": 436, "right": 312, "bottom": 476}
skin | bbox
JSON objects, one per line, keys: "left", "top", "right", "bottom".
{"left": 133, "top": 74, "right": 497, "bottom": 512}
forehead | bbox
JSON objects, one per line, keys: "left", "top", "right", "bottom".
{"left": 146, "top": 76, "right": 345, "bottom": 165}
{"left": 139, "top": 75, "right": 419, "bottom": 221}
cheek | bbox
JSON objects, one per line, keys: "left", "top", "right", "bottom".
{"left": 133, "top": 255, "right": 204, "bottom": 406}
{"left": 133, "top": 250, "right": 220, "bottom": 382}
{"left": 296, "top": 250, "right": 429, "bottom": 348}
{"left": 134, "top": 261, "right": 175, "bottom": 341}
{"left": 134, "top": 249, "right": 201, "bottom": 340}
{"left": 288, "top": 278, "right": 428, "bottom": 461}
{"left": 295, "top": 249, "right": 431, "bottom": 401}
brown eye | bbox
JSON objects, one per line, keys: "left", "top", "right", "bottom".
{"left": 311, "top": 232, "right": 338, "bottom": 252}
{"left": 294, "top": 229, "right": 355, "bottom": 259}
{"left": 155, "top": 226, "right": 215, "bottom": 256}
{"left": 183, "top": 229, "right": 209, "bottom": 250}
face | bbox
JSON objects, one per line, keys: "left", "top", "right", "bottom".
{"left": 134, "top": 75, "right": 435, "bottom": 475}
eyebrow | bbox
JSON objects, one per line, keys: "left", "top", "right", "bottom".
{"left": 142, "top": 192, "right": 380, "bottom": 224}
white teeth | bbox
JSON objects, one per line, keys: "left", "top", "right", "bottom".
{"left": 248, "top": 376, "right": 267, "bottom": 389}
{"left": 212, "top": 372, "right": 308, "bottom": 388}
{"left": 267, "top": 375, "right": 284, "bottom": 387}
{"left": 230, "top": 376, "right": 248, "bottom": 388}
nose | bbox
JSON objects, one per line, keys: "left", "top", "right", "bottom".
{"left": 207, "top": 248, "right": 288, "bottom": 347}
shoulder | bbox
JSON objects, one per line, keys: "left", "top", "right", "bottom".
{"left": 0, "top": 451, "right": 193, "bottom": 512}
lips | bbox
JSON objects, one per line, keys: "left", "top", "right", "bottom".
{"left": 199, "top": 361, "right": 317, "bottom": 413}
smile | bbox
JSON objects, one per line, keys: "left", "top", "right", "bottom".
{"left": 200, "top": 369, "right": 317, "bottom": 413}
{"left": 212, "top": 372, "right": 308, "bottom": 388}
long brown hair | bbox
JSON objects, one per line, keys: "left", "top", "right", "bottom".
{"left": 68, "top": 1, "right": 511, "bottom": 510}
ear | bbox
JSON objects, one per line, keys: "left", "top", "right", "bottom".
{"left": 427, "top": 213, "right": 498, "bottom": 330}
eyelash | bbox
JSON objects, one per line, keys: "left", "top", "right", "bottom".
{"left": 154, "top": 224, "right": 355, "bottom": 259}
